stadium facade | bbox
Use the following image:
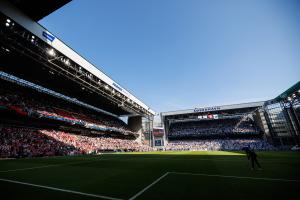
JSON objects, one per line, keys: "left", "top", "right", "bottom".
{"left": 0, "top": 0, "right": 155, "bottom": 147}
{"left": 263, "top": 81, "right": 300, "bottom": 146}
{"left": 161, "top": 82, "right": 300, "bottom": 147}
{"left": 161, "top": 101, "right": 268, "bottom": 140}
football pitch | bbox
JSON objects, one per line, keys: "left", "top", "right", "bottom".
{"left": 0, "top": 151, "right": 299, "bottom": 200}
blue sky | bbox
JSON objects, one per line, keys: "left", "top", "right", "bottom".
{"left": 40, "top": 0, "right": 300, "bottom": 113}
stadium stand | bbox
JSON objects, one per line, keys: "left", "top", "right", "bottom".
{"left": 161, "top": 103, "right": 277, "bottom": 151}
{"left": 168, "top": 118, "right": 261, "bottom": 139}
{"left": 0, "top": 79, "right": 134, "bottom": 136}
{"left": 0, "top": 76, "right": 157, "bottom": 158}
{"left": 0, "top": 126, "right": 152, "bottom": 158}
{"left": 166, "top": 139, "right": 275, "bottom": 151}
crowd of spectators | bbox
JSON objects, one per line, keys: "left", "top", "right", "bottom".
{"left": 0, "top": 87, "right": 134, "bottom": 135}
{"left": 166, "top": 139, "right": 275, "bottom": 151}
{"left": 39, "top": 129, "right": 152, "bottom": 153}
{"left": 168, "top": 118, "right": 260, "bottom": 138}
{"left": 0, "top": 127, "right": 78, "bottom": 157}
{"left": 0, "top": 83, "right": 278, "bottom": 158}
{"left": 0, "top": 127, "right": 152, "bottom": 158}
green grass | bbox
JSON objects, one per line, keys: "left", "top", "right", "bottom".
{"left": 0, "top": 151, "right": 300, "bottom": 200}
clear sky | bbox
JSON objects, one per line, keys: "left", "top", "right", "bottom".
{"left": 40, "top": 0, "right": 300, "bottom": 113}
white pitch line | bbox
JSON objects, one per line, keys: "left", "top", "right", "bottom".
{"left": 0, "top": 157, "right": 116, "bottom": 173}
{"left": 0, "top": 178, "right": 123, "bottom": 200}
{"left": 0, "top": 164, "right": 60, "bottom": 173}
{"left": 169, "top": 171, "right": 300, "bottom": 182}
{"left": 128, "top": 172, "right": 170, "bottom": 200}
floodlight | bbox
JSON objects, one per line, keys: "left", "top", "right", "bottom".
{"left": 64, "top": 59, "right": 70, "bottom": 66}
{"left": 47, "top": 49, "right": 56, "bottom": 57}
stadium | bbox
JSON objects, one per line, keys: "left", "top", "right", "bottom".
{"left": 0, "top": 0, "right": 300, "bottom": 200}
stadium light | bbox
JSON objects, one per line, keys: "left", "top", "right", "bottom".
{"left": 287, "top": 97, "right": 292, "bottom": 101}
{"left": 292, "top": 94, "right": 296, "bottom": 98}
{"left": 30, "top": 35, "right": 35, "bottom": 43}
{"left": 64, "top": 59, "right": 70, "bottom": 66}
{"left": 1, "top": 46, "right": 10, "bottom": 52}
{"left": 5, "top": 19, "right": 14, "bottom": 28}
{"left": 5, "top": 19, "right": 10, "bottom": 27}
{"left": 104, "top": 85, "right": 109, "bottom": 90}
{"left": 47, "top": 48, "right": 56, "bottom": 57}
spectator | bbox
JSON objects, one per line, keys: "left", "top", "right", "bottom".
{"left": 166, "top": 139, "right": 275, "bottom": 151}
{"left": 0, "top": 127, "right": 153, "bottom": 158}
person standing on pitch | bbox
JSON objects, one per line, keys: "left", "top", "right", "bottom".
{"left": 244, "top": 147, "right": 262, "bottom": 170}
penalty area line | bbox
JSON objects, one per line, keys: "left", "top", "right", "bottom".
{"left": 0, "top": 157, "right": 117, "bottom": 173}
{"left": 128, "top": 172, "right": 170, "bottom": 200}
{"left": 0, "top": 178, "right": 123, "bottom": 200}
{"left": 0, "top": 164, "right": 60, "bottom": 173}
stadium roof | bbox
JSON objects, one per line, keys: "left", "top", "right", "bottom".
{"left": 275, "top": 81, "right": 300, "bottom": 102}
{"left": 8, "top": 0, "right": 71, "bottom": 21}
{"left": 0, "top": 0, "right": 154, "bottom": 116}
{"left": 161, "top": 101, "right": 265, "bottom": 117}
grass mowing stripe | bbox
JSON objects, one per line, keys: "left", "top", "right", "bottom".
{"left": 128, "top": 172, "right": 170, "bottom": 200}
{"left": 0, "top": 178, "right": 123, "bottom": 200}
{"left": 0, "top": 157, "right": 118, "bottom": 173}
{"left": 169, "top": 171, "right": 300, "bottom": 182}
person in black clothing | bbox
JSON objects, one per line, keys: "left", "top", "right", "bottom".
{"left": 243, "top": 147, "right": 262, "bottom": 170}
